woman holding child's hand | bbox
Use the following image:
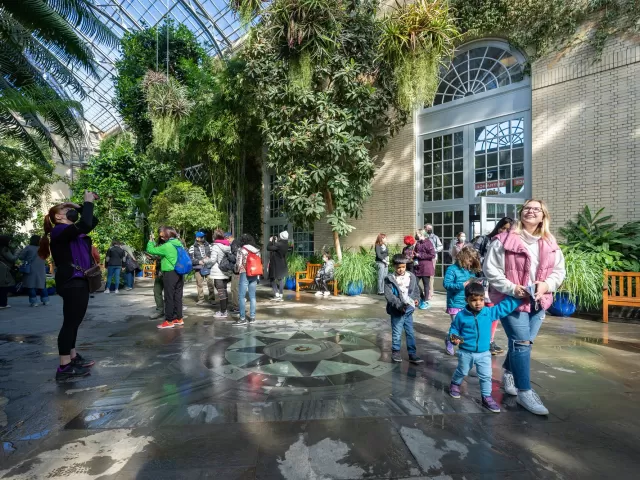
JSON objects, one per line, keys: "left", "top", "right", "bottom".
{"left": 484, "top": 199, "right": 565, "bottom": 416}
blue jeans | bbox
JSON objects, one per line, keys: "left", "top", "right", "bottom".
{"left": 452, "top": 350, "right": 493, "bottom": 397}
{"left": 500, "top": 299, "right": 546, "bottom": 391}
{"left": 28, "top": 288, "right": 49, "bottom": 305}
{"left": 106, "top": 266, "right": 121, "bottom": 291}
{"left": 124, "top": 271, "right": 134, "bottom": 289}
{"left": 239, "top": 272, "right": 258, "bottom": 319}
{"left": 376, "top": 262, "right": 387, "bottom": 294}
{"left": 390, "top": 308, "right": 416, "bottom": 355}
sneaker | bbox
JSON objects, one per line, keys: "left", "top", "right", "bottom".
{"left": 516, "top": 389, "right": 549, "bottom": 415}
{"left": 56, "top": 364, "right": 90, "bottom": 382}
{"left": 408, "top": 354, "right": 424, "bottom": 364}
{"left": 233, "top": 318, "right": 248, "bottom": 326}
{"left": 0, "top": 305, "right": 11, "bottom": 309}
{"left": 248, "top": 317, "right": 255, "bottom": 324}
{"left": 70, "top": 353, "right": 95, "bottom": 368}
{"left": 42, "top": 302, "right": 49, "bottom": 306}
{"left": 418, "top": 300, "right": 430, "bottom": 310}
{"left": 114, "top": 290, "right": 119, "bottom": 294}
{"left": 449, "top": 383, "right": 461, "bottom": 399}
{"left": 482, "top": 396, "right": 501, "bottom": 413}
{"left": 196, "top": 300, "right": 208, "bottom": 306}
{"left": 104, "top": 290, "right": 109, "bottom": 294}
{"left": 125, "top": 287, "right": 133, "bottom": 291}
{"left": 276, "top": 293, "right": 282, "bottom": 299}
{"left": 323, "top": 291, "right": 330, "bottom": 297}
{"left": 391, "top": 351, "right": 402, "bottom": 363}
{"left": 489, "top": 342, "right": 504, "bottom": 355}
{"left": 30, "top": 303, "right": 39, "bottom": 308}
{"left": 230, "top": 307, "right": 240, "bottom": 314}
{"left": 149, "top": 311, "right": 164, "bottom": 320}
{"left": 172, "top": 318, "right": 184, "bottom": 326}
{"left": 445, "top": 339, "right": 455, "bottom": 356}
{"left": 183, "top": 306, "right": 188, "bottom": 311}
{"left": 314, "top": 291, "right": 323, "bottom": 296}
{"left": 214, "top": 311, "right": 227, "bottom": 318}
{"left": 157, "top": 320, "right": 175, "bottom": 329}
{"left": 502, "top": 371, "right": 518, "bottom": 396}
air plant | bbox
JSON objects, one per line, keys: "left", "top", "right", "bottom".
{"left": 379, "top": 0, "right": 459, "bottom": 110}
{"left": 142, "top": 70, "right": 193, "bottom": 151}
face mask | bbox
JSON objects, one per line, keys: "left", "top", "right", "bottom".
{"left": 426, "top": 230, "right": 432, "bottom": 234}
{"left": 65, "top": 209, "right": 79, "bottom": 223}
{"left": 459, "top": 236, "right": 466, "bottom": 242}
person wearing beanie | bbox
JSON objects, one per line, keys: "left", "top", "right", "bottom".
{"left": 188, "top": 231, "right": 215, "bottom": 305}
{"left": 267, "top": 230, "right": 290, "bottom": 300}
{"left": 402, "top": 235, "right": 417, "bottom": 274}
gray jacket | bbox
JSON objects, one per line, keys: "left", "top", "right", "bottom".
{"left": 208, "top": 242, "right": 231, "bottom": 280}
{"left": 384, "top": 272, "right": 420, "bottom": 316}
{"left": 18, "top": 245, "right": 47, "bottom": 289}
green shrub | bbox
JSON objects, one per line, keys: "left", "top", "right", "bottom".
{"left": 287, "top": 252, "right": 307, "bottom": 277}
{"left": 334, "top": 250, "right": 376, "bottom": 293}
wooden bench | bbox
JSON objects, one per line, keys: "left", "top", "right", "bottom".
{"left": 603, "top": 270, "right": 640, "bottom": 323}
{"left": 296, "top": 263, "right": 339, "bottom": 296}
{"left": 142, "top": 263, "right": 157, "bottom": 279}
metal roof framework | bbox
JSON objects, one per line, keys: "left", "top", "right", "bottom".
{"left": 53, "top": 0, "right": 248, "bottom": 133}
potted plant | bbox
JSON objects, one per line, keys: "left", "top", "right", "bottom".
{"left": 334, "top": 249, "right": 376, "bottom": 296}
{"left": 46, "top": 278, "right": 56, "bottom": 296}
{"left": 550, "top": 247, "right": 613, "bottom": 316}
{"left": 286, "top": 253, "right": 307, "bottom": 290}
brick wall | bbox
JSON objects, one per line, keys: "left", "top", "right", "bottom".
{"left": 531, "top": 33, "right": 640, "bottom": 232}
{"left": 313, "top": 119, "right": 416, "bottom": 251}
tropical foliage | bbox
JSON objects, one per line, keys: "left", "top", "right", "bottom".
{"left": 148, "top": 181, "right": 226, "bottom": 240}
{"left": 0, "top": 0, "right": 116, "bottom": 163}
{"left": 287, "top": 252, "right": 308, "bottom": 277}
{"left": 333, "top": 248, "right": 377, "bottom": 293}
{"left": 0, "top": 137, "right": 56, "bottom": 232}
{"left": 241, "top": 0, "right": 457, "bottom": 259}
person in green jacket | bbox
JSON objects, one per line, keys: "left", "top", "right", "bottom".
{"left": 146, "top": 226, "right": 184, "bottom": 330}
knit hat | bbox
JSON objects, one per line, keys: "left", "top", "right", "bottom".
{"left": 404, "top": 235, "right": 416, "bottom": 246}
{"left": 279, "top": 230, "right": 289, "bottom": 240}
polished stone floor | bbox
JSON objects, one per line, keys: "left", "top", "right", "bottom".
{"left": 1, "top": 279, "right": 640, "bottom": 479}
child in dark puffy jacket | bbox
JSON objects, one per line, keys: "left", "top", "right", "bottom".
{"left": 448, "top": 282, "right": 521, "bottom": 413}
{"left": 384, "top": 254, "right": 423, "bottom": 365}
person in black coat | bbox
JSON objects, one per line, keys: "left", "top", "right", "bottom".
{"left": 267, "top": 231, "right": 289, "bottom": 300}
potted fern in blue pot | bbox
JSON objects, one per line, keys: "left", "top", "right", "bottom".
{"left": 334, "top": 249, "right": 376, "bottom": 296}
{"left": 286, "top": 253, "right": 307, "bottom": 290}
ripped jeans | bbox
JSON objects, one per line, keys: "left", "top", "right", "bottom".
{"left": 500, "top": 299, "right": 545, "bottom": 391}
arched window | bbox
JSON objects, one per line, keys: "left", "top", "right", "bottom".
{"left": 433, "top": 45, "right": 526, "bottom": 106}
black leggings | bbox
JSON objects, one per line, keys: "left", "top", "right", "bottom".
{"left": 214, "top": 278, "right": 228, "bottom": 312}
{"left": 272, "top": 278, "right": 284, "bottom": 295}
{"left": 58, "top": 278, "right": 90, "bottom": 355}
{"left": 416, "top": 275, "right": 431, "bottom": 301}
{"left": 163, "top": 271, "right": 184, "bottom": 321}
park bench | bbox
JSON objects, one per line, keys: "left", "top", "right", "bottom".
{"left": 603, "top": 270, "right": 640, "bottom": 323}
{"left": 296, "top": 263, "right": 339, "bottom": 296}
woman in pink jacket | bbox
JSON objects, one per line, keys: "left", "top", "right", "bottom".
{"left": 484, "top": 199, "right": 565, "bottom": 416}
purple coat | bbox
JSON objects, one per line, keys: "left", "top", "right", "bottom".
{"left": 414, "top": 239, "right": 436, "bottom": 277}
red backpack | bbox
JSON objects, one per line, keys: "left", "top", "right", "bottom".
{"left": 243, "top": 248, "right": 263, "bottom": 276}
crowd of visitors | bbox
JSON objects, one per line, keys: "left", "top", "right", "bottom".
{"left": 1, "top": 195, "right": 565, "bottom": 418}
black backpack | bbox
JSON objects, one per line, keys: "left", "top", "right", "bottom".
{"left": 218, "top": 249, "right": 237, "bottom": 274}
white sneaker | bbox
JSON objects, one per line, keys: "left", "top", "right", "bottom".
{"left": 276, "top": 293, "right": 282, "bottom": 298}
{"left": 104, "top": 290, "right": 110, "bottom": 294}
{"left": 314, "top": 291, "right": 323, "bottom": 296}
{"left": 323, "top": 291, "right": 331, "bottom": 297}
{"left": 114, "top": 290, "right": 119, "bottom": 294}
{"left": 0, "top": 305, "right": 11, "bottom": 309}
{"left": 516, "top": 389, "right": 549, "bottom": 415}
{"left": 502, "top": 371, "right": 518, "bottom": 396}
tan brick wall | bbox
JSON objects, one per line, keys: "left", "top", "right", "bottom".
{"left": 531, "top": 34, "right": 640, "bottom": 232}
{"left": 314, "top": 119, "right": 416, "bottom": 251}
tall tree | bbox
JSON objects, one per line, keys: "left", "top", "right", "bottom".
{"left": 239, "top": 0, "right": 457, "bottom": 259}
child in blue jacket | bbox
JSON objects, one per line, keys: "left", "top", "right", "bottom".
{"left": 443, "top": 246, "right": 482, "bottom": 355}
{"left": 448, "top": 282, "right": 521, "bottom": 413}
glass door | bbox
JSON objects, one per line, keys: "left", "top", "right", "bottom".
{"left": 472, "top": 197, "right": 523, "bottom": 238}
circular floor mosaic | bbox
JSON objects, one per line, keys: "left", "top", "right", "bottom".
{"left": 205, "top": 329, "right": 396, "bottom": 388}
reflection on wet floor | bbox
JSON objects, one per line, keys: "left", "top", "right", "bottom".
{"left": 1, "top": 283, "right": 640, "bottom": 479}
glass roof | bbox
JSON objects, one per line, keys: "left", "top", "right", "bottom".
{"left": 69, "top": 0, "right": 248, "bottom": 133}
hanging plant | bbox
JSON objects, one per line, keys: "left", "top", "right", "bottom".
{"left": 231, "top": 0, "right": 267, "bottom": 24}
{"left": 141, "top": 70, "right": 193, "bottom": 151}
{"left": 379, "top": 0, "right": 459, "bottom": 110}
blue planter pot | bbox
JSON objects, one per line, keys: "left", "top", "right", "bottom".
{"left": 136, "top": 271, "right": 143, "bottom": 277}
{"left": 47, "top": 287, "right": 56, "bottom": 296}
{"left": 285, "top": 277, "right": 296, "bottom": 290}
{"left": 345, "top": 281, "right": 364, "bottom": 296}
{"left": 549, "top": 292, "right": 576, "bottom": 317}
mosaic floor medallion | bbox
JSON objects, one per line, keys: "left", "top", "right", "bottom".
{"left": 205, "top": 329, "right": 396, "bottom": 387}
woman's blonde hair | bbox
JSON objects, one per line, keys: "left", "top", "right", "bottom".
{"left": 514, "top": 199, "right": 554, "bottom": 240}
{"left": 455, "top": 246, "right": 482, "bottom": 273}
